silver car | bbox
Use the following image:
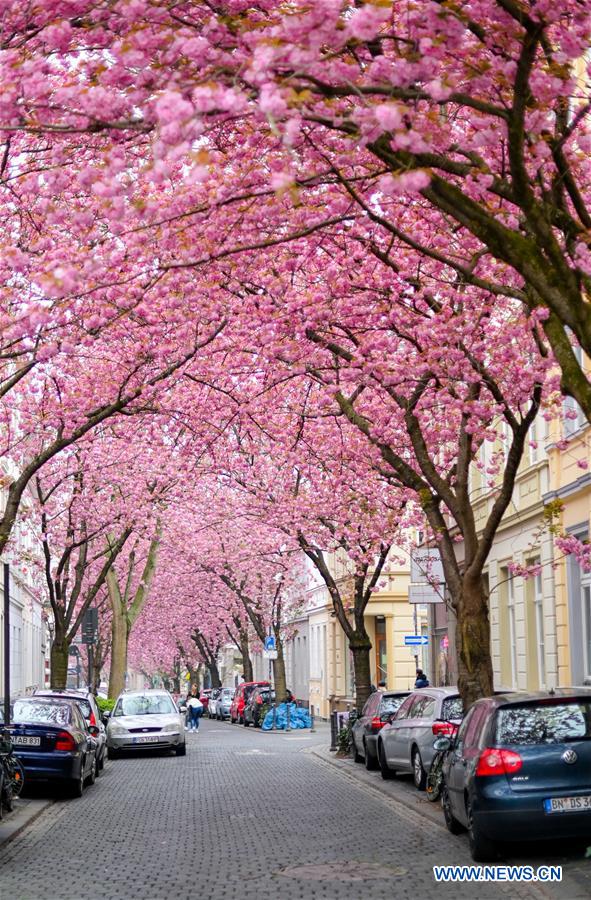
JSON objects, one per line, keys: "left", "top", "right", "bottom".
{"left": 376, "top": 687, "right": 463, "bottom": 789}
{"left": 105, "top": 690, "right": 186, "bottom": 758}
{"left": 216, "top": 688, "right": 235, "bottom": 720}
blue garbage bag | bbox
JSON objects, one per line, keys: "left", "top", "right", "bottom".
{"left": 261, "top": 702, "right": 312, "bottom": 731}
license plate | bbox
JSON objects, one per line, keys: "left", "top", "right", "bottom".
{"left": 544, "top": 795, "right": 591, "bottom": 814}
{"left": 133, "top": 735, "right": 159, "bottom": 744}
{"left": 12, "top": 735, "right": 40, "bottom": 746}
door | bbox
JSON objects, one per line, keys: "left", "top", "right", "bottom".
{"left": 446, "top": 703, "right": 489, "bottom": 824}
{"left": 382, "top": 694, "right": 415, "bottom": 764}
{"left": 388, "top": 695, "right": 425, "bottom": 767}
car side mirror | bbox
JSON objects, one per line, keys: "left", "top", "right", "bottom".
{"left": 88, "top": 725, "right": 100, "bottom": 737}
{"left": 102, "top": 711, "right": 111, "bottom": 724}
{"left": 433, "top": 736, "right": 452, "bottom": 752}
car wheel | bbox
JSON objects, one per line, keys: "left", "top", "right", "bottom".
{"left": 468, "top": 800, "right": 498, "bottom": 861}
{"left": 71, "top": 766, "right": 84, "bottom": 798}
{"left": 378, "top": 742, "right": 394, "bottom": 780}
{"left": 85, "top": 756, "right": 96, "bottom": 786}
{"left": 442, "top": 785, "right": 464, "bottom": 835}
{"left": 364, "top": 741, "right": 378, "bottom": 771}
{"left": 176, "top": 743, "right": 187, "bottom": 756}
{"left": 412, "top": 748, "right": 427, "bottom": 791}
{"left": 107, "top": 746, "right": 119, "bottom": 761}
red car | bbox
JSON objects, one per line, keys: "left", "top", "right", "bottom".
{"left": 230, "top": 681, "right": 270, "bottom": 724}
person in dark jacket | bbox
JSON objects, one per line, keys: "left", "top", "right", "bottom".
{"left": 415, "top": 669, "right": 430, "bottom": 688}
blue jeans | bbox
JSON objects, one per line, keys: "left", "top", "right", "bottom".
{"left": 188, "top": 708, "right": 201, "bottom": 730}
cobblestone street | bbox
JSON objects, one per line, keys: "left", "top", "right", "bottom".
{"left": 0, "top": 719, "right": 589, "bottom": 900}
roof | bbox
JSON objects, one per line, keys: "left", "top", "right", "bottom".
{"left": 481, "top": 688, "right": 591, "bottom": 706}
{"left": 414, "top": 686, "right": 460, "bottom": 697}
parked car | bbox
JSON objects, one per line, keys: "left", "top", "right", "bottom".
{"left": 105, "top": 690, "right": 186, "bottom": 758}
{"left": 34, "top": 688, "right": 107, "bottom": 772}
{"left": 230, "top": 681, "right": 270, "bottom": 724}
{"left": 9, "top": 696, "right": 99, "bottom": 797}
{"left": 244, "top": 687, "right": 276, "bottom": 728}
{"left": 352, "top": 691, "right": 409, "bottom": 770}
{"left": 216, "top": 688, "right": 235, "bottom": 721}
{"left": 439, "top": 689, "right": 591, "bottom": 861}
{"left": 377, "top": 687, "right": 463, "bottom": 788}
{"left": 208, "top": 688, "right": 222, "bottom": 719}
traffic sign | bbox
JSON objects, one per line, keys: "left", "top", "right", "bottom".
{"left": 404, "top": 635, "right": 429, "bottom": 646}
{"left": 263, "top": 649, "right": 278, "bottom": 660}
{"left": 81, "top": 608, "right": 98, "bottom": 644}
{"left": 264, "top": 635, "right": 276, "bottom": 652}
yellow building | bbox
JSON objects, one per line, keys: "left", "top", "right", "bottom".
{"left": 304, "top": 549, "right": 422, "bottom": 718}
{"left": 449, "top": 416, "right": 559, "bottom": 692}
{"left": 545, "top": 397, "right": 591, "bottom": 687}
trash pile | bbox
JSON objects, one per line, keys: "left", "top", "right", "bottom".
{"left": 261, "top": 702, "right": 312, "bottom": 731}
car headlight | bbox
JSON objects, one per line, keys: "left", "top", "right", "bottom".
{"left": 161, "top": 723, "right": 180, "bottom": 733}
{"left": 109, "top": 724, "right": 128, "bottom": 736}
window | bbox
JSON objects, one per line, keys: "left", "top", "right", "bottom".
{"left": 584, "top": 585, "right": 591, "bottom": 681}
{"left": 461, "top": 704, "right": 488, "bottom": 749}
{"left": 496, "top": 701, "right": 591, "bottom": 745}
{"left": 507, "top": 571, "right": 518, "bottom": 688}
{"left": 534, "top": 565, "right": 546, "bottom": 688}
{"left": 563, "top": 341, "right": 586, "bottom": 436}
{"left": 394, "top": 694, "right": 417, "bottom": 720}
{"left": 442, "top": 696, "right": 464, "bottom": 721}
{"left": 380, "top": 695, "right": 406, "bottom": 716}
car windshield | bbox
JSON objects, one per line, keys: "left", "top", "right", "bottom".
{"left": 442, "top": 697, "right": 463, "bottom": 721}
{"left": 381, "top": 696, "right": 406, "bottom": 715}
{"left": 114, "top": 695, "right": 175, "bottom": 717}
{"left": 496, "top": 701, "right": 591, "bottom": 745}
{"left": 13, "top": 700, "right": 72, "bottom": 725}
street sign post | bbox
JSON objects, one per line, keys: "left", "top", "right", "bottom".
{"left": 264, "top": 635, "right": 276, "bottom": 652}
{"left": 263, "top": 649, "right": 278, "bottom": 660}
{"left": 404, "top": 635, "right": 429, "bottom": 646}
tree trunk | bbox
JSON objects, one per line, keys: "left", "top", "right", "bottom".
{"left": 108, "top": 605, "right": 128, "bottom": 699}
{"left": 240, "top": 631, "right": 254, "bottom": 682}
{"left": 207, "top": 663, "right": 222, "bottom": 689}
{"left": 50, "top": 633, "right": 70, "bottom": 689}
{"left": 350, "top": 635, "right": 373, "bottom": 713}
{"left": 272, "top": 639, "right": 287, "bottom": 703}
{"left": 454, "top": 576, "right": 494, "bottom": 709}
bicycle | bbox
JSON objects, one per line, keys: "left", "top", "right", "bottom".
{"left": 425, "top": 723, "right": 458, "bottom": 803}
{"left": 0, "top": 729, "right": 24, "bottom": 818}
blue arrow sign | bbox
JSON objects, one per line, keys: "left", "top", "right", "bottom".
{"left": 404, "top": 635, "right": 429, "bottom": 646}
{"left": 264, "top": 635, "right": 276, "bottom": 652}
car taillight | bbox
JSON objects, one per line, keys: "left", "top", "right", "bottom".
{"left": 476, "top": 748, "right": 522, "bottom": 777}
{"left": 371, "top": 716, "right": 387, "bottom": 732}
{"left": 89, "top": 712, "right": 96, "bottom": 726}
{"left": 55, "top": 731, "right": 76, "bottom": 752}
{"left": 432, "top": 721, "right": 456, "bottom": 736}
{"left": 256, "top": 696, "right": 263, "bottom": 704}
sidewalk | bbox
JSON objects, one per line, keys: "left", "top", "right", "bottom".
{"left": 0, "top": 797, "right": 53, "bottom": 847}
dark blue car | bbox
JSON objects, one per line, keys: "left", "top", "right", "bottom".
{"left": 440, "top": 689, "right": 591, "bottom": 861}
{"left": 8, "top": 697, "right": 99, "bottom": 797}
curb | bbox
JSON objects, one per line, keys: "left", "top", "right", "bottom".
{"left": 0, "top": 798, "right": 53, "bottom": 848}
{"left": 308, "top": 744, "right": 446, "bottom": 830}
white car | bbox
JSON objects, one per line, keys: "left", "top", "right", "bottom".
{"left": 105, "top": 690, "right": 186, "bottom": 758}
